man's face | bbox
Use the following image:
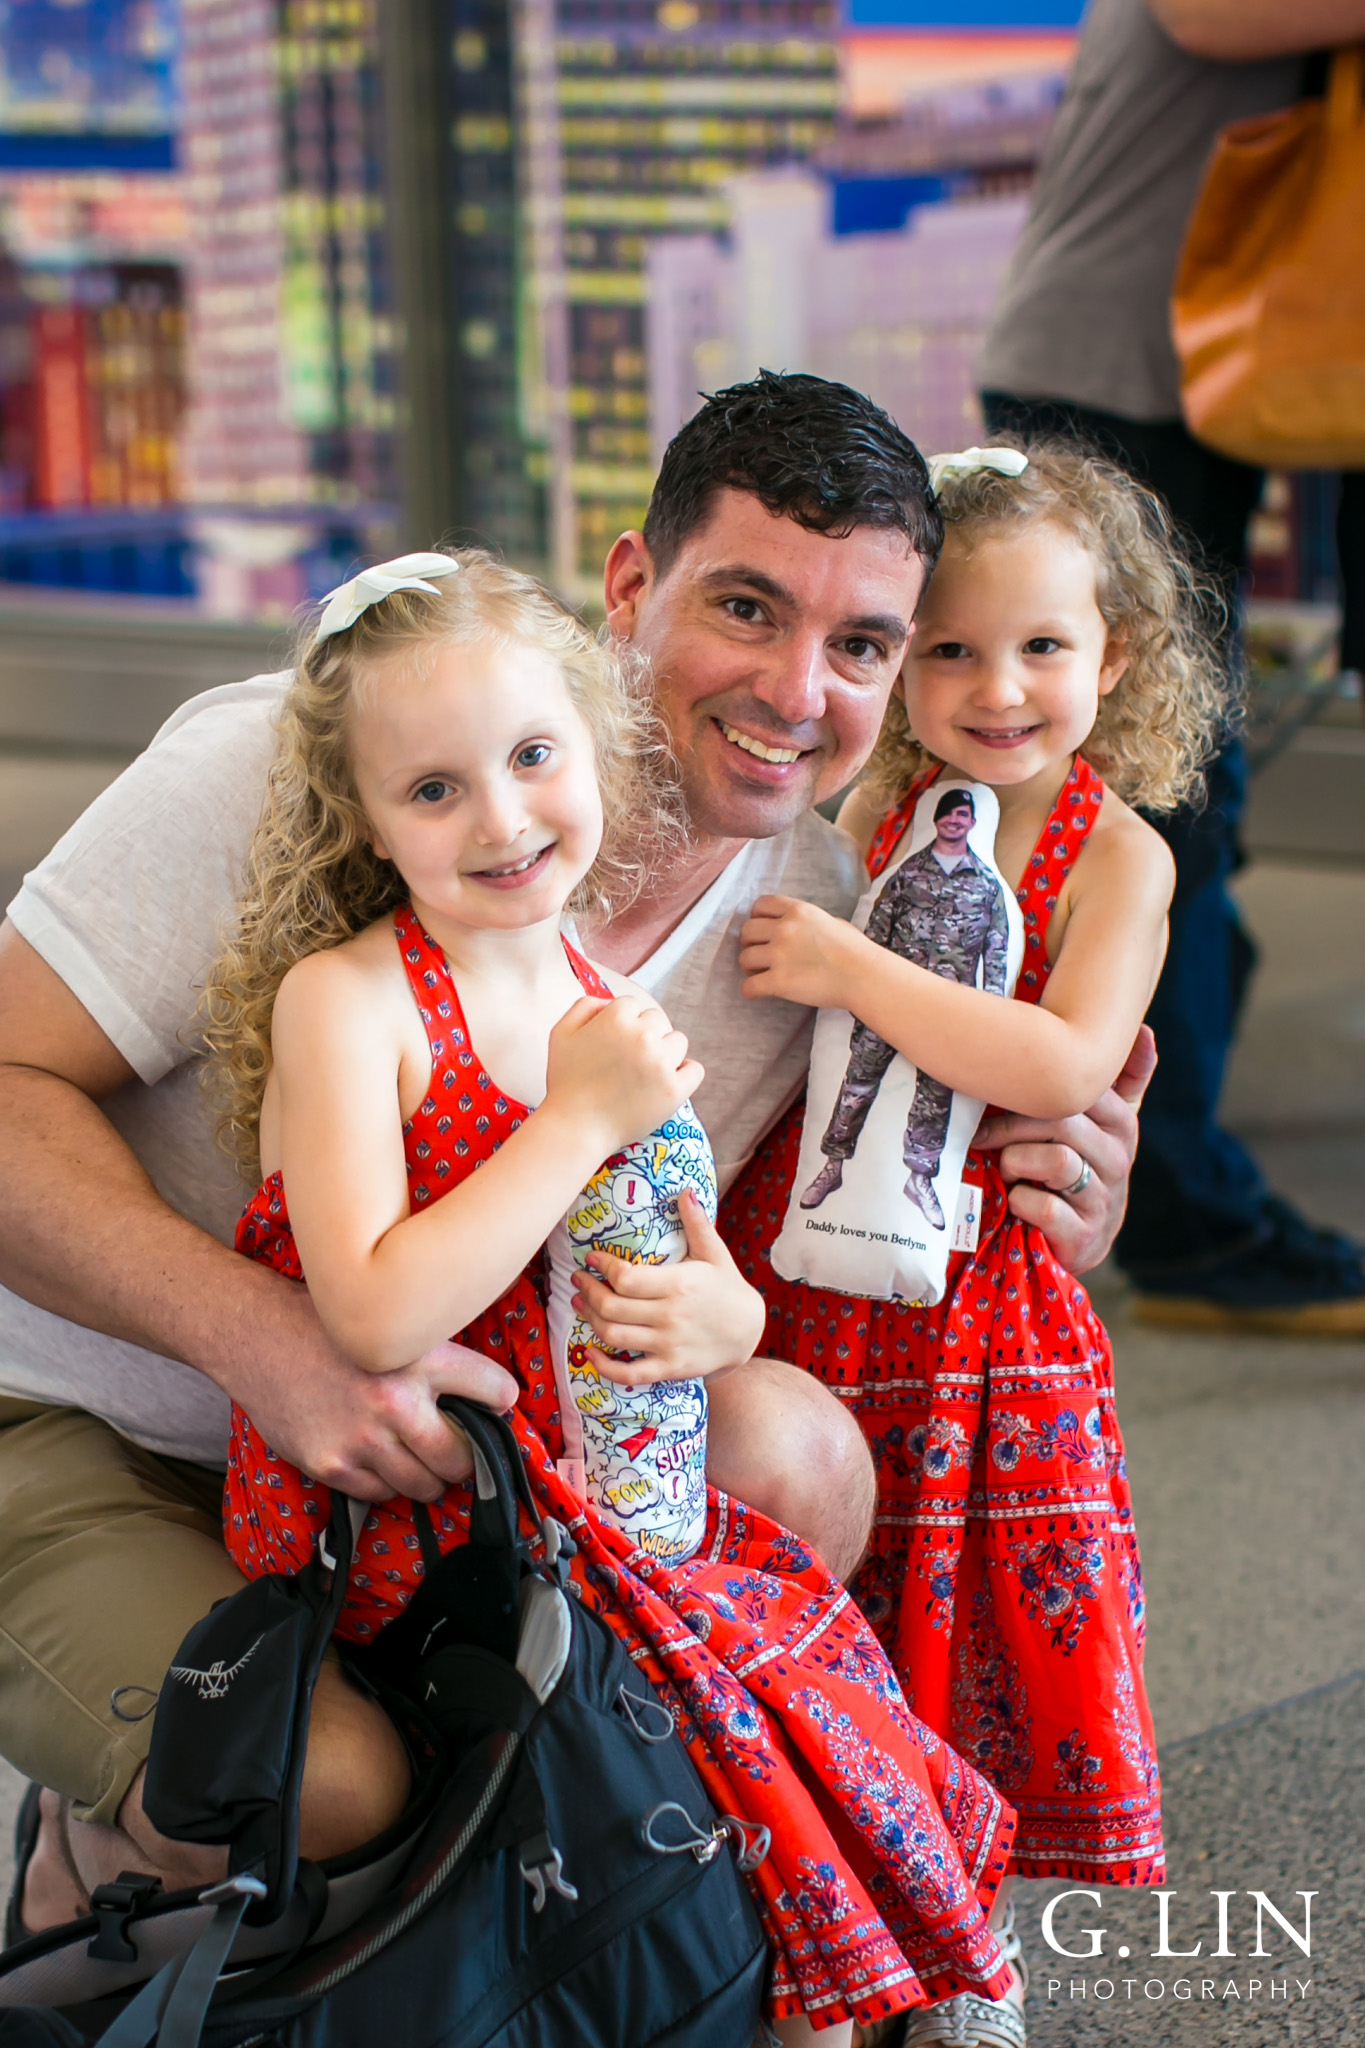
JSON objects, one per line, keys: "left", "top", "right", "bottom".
{"left": 934, "top": 802, "right": 973, "bottom": 852}
{"left": 605, "top": 489, "right": 926, "bottom": 842}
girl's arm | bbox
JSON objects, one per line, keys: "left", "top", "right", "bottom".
{"left": 739, "top": 811, "right": 1174, "bottom": 1121}
{"left": 271, "top": 950, "right": 701, "bottom": 1373}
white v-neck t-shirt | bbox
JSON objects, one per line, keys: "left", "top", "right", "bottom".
{"left": 3, "top": 677, "right": 865, "bottom": 1463}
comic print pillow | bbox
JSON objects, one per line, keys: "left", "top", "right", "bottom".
{"left": 545, "top": 1105, "right": 715, "bottom": 1563}
{"left": 771, "top": 779, "right": 1024, "bottom": 1306}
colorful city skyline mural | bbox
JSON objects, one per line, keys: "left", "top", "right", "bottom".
{"left": 846, "top": 1, "right": 1084, "bottom": 20}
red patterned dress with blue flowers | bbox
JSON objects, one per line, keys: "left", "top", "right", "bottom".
{"left": 720, "top": 758, "right": 1165, "bottom": 1886}
{"left": 225, "top": 904, "right": 1020, "bottom": 2033}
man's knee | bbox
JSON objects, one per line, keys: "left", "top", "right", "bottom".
{"left": 297, "top": 1656, "right": 411, "bottom": 1860}
{"left": 24, "top": 1658, "right": 410, "bottom": 1930}
{"left": 708, "top": 1359, "right": 875, "bottom": 1583}
{"left": 125, "top": 1653, "right": 408, "bottom": 1867}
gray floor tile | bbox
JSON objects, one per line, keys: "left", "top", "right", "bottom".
{"left": 1112, "top": 1319, "right": 1365, "bottom": 1744}
{"left": 1224, "top": 863, "right": 1365, "bottom": 1143}
{"left": 1017, "top": 1672, "right": 1365, "bottom": 2043}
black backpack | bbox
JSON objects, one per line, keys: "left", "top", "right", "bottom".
{"left": 0, "top": 1399, "right": 768, "bottom": 2047}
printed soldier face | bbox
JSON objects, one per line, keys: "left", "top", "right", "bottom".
{"left": 603, "top": 489, "right": 927, "bottom": 842}
{"left": 902, "top": 522, "right": 1128, "bottom": 799}
{"left": 933, "top": 801, "right": 974, "bottom": 851}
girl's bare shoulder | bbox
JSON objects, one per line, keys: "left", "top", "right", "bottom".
{"left": 835, "top": 781, "right": 887, "bottom": 859}
{"left": 575, "top": 956, "right": 686, "bottom": 1032}
{"left": 273, "top": 915, "right": 413, "bottom": 1026}
{"left": 1079, "top": 783, "right": 1176, "bottom": 903}
{"left": 580, "top": 957, "right": 649, "bottom": 1003}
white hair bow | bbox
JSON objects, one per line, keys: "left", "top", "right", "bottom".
{"left": 314, "top": 552, "right": 460, "bottom": 642}
{"left": 927, "top": 447, "right": 1030, "bottom": 493}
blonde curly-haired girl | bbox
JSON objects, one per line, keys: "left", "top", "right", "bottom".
{"left": 727, "top": 441, "right": 1231, "bottom": 2047}
{"left": 202, "top": 547, "right": 680, "bottom": 1178}
{"left": 205, "top": 545, "right": 772, "bottom": 1582}
{"left": 741, "top": 434, "right": 1228, "bottom": 1134}
{"left": 204, "top": 546, "right": 1031, "bottom": 2048}
{"left": 863, "top": 434, "right": 1227, "bottom": 820}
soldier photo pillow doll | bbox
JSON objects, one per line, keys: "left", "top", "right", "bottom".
{"left": 771, "top": 777, "right": 1023, "bottom": 1306}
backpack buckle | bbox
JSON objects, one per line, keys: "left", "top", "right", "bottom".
{"left": 87, "top": 1871, "right": 162, "bottom": 1962}
{"left": 716, "top": 1814, "right": 772, "bottom": 1873}
{"left": 539, "top": 1517, "right": 576, "bottom": 1586}
{"left": 519, "top": 1831, "right": 579, "bottom": 1913}
{"left": 641, "top": 1801, "right": 771, "bottom": 1871}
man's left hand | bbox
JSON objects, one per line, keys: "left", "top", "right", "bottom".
{"left": 975, "top": 1024, "right": 1157, "bottom": 1275}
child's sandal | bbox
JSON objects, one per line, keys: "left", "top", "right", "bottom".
{"left": 898, "top": 1898, "right": 1028, "bottom": 2047}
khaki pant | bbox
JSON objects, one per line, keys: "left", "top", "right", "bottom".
{"left": 0, "top": 1397, "right": 243, "bottom": 1825}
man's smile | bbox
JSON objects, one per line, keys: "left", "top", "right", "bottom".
{"left": 716, "top": 718, "right": 806, "bottom": 766}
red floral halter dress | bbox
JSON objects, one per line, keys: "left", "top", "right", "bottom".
{"left": 226, "top": 904, "right": 1020, "bottom": 2033}
{"left": 720, "top": 758, "right": 1165, "bottom": 1887}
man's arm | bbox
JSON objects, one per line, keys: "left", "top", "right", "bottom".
{"left": 1148, "top": 0, "right": 1365, "bottom": 61}
{"left": 0, "top": 922, "right": 516, "bottom": 1499}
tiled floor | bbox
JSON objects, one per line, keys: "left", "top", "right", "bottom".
{"left": 0, "top": 748, "right": 1361, "bottom": 2043}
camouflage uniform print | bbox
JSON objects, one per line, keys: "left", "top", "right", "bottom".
{"left": 819, "top": 842, "right": 1009, "bottom": 1191}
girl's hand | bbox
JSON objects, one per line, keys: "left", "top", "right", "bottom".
{"left": 572, "top": 1192, "right": 766, "bottom": 1383}
{"left": 546, "top": 994, "right": 703, "bottom": 1153}
{"left": 738, "top": 895, "right": 857, "bottom": 1009}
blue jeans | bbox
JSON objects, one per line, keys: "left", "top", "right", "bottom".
{"left": 1119, "top": 744, "right": 1270, "bottom": 1274}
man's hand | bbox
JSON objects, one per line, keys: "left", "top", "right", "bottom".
{"left": 225, "top": 1279, "right": 518, "bottom": 1501}
{"left": 572, "top": 1192, "right": 766, "bottom": 1384}
{"left": 975, "top": 1026, "right": 1156, "bottom": 1275}
{"left": 0, "top": 923, "right": 517, "bottom": 1500}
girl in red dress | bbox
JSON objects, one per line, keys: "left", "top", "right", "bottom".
{"left": 201, "top": 549, "right": 1020, "bottom": 2043}
{"left": 725, "top": 442, "right": 1229, "bottom": 2043}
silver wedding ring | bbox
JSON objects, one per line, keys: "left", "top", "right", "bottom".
{"left": 1060, "top": 1159, "right": 1093, "bottom": 1199}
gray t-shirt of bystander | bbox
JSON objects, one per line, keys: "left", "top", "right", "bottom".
{"left": 978, "top": 0, "right": 1302, "bottom": 422}
{"left": 2, "top": 677, "right": 864, "bottom": 1465}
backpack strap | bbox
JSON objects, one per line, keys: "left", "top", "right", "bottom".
{"left": 142, "top": 1487, "right": 358, "bottom": 1921}
{"left": 91, "top": 1874, "right": 267, "bottom": 2048}
{"left": 357, "top": 1399, "right": 577, "bottom": 1702}
{"left": 439, "top": 1395, "right": 576, "bottom": 1582}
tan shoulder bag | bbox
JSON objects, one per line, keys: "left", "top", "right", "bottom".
{"left": 1173, "top": 46, "right": 1365, "bottom": 468}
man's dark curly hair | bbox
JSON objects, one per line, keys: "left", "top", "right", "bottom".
{"left": 643, "top": 369, "right": 942, "bottom": 576}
